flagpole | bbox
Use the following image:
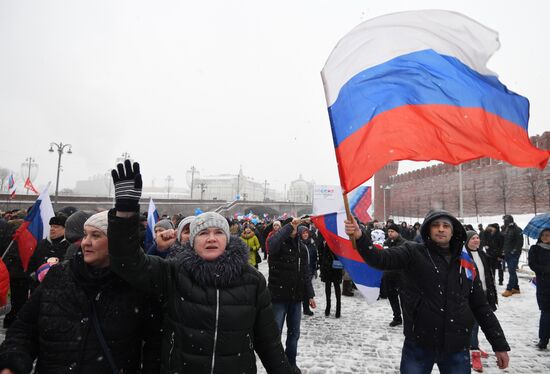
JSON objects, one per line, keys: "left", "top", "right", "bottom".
{"left": 1, "top": 240, "right": 14, "bottom": 260}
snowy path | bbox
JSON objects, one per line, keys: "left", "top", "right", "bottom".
{"left": 257, "top": 262, "right": 549, "bottom": 373}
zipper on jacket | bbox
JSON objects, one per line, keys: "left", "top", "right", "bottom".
{"left": 210, "top": 289, "right": 220, "bottom": 374}
{"left": 168, "top": 331, "right": 175, "bottom": 368}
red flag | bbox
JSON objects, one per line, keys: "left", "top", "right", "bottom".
{"left": 24, "top": 177, "right": 39, "bottom": 194}
{"left": 0, "top": 259, "right": 10, "bottom": 312}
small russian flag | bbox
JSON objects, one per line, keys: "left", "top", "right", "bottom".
{"left": 459, "top": 247, "right": 477, "bottom": 281}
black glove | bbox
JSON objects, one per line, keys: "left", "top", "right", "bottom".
{"left": 111, "top": 160, "right": 142, "bottom": 212}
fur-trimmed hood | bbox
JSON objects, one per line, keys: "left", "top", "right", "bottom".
{"left": 179, "top": 236, "right": 250, "bottom": 288}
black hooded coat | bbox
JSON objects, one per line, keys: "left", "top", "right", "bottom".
{"left": 355, "top": 210, "right": 510, "bottom": 353}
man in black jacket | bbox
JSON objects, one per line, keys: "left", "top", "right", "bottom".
{"left": 268, "top": 218, "right": 316, "bottom": 374}
{"left": 345, "top": 210, "right": 510, "bottom": 373}
{"left": 501, "top": 215, "right": 524, "bottom": 297}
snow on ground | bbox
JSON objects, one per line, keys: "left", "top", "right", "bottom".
{"left": 257, "top": 261, "right": 550, "bottom": 374}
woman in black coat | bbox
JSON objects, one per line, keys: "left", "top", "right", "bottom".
{"left": 317, "top": 232, "right": 343, "bottom": 318}
{"left": 465, "top": 231, "right": 498, "bottom": 372}
{"left": 0, "top": 211, "right": 162, "bottom": 374}
{"left": 107, "top": 160, "right": 291, "bottom": 374}
{"left": 528, "top": 228, "right": 550, "bottom": 349}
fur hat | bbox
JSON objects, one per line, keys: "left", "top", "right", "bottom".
{"left": 189, "top": 212, "right": 230, "bottom": 246}
{"left": 387, "top": 223, "right": 400, "bottom": 234}
{"left": 84, "top": 211, "right": 108, "bottom": 235}
{"left": 49, "top": 213, "right": 67, "bottom": 227}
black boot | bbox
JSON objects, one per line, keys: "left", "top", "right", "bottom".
{"left": 325, "top": 300, "right": 331, "bottom": 317}
{"left": 536, "top": 339, "right": 548, "bottom": 349}
{"left": 335, "top": 301, "right": 341, "bottom": 318}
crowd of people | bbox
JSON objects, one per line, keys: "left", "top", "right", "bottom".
{"left": 0, "top": 160, "right": 547, "bottom": 373}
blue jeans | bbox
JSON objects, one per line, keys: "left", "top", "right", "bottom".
{"left": 272, "top": 302, "right": 301, "bottom": 366}
{"left": 400, "top": 339, "right": 470, "bottom": 374}
{"left": 470, "top": 322, "right": 480, "bottom": 350}
{"left": 505, "top": 252, "right": 521, "bottom": 291}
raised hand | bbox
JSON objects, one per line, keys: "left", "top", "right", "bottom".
{"left": 111, "top": 159, "right": 143, "bottom": 212}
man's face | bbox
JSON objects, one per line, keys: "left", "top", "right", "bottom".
{"left": 429, "top": 219, "right": 453, "bottom": 247}
{"left": 387, "top": 229, "right": 399, "bottom": 240}
{"left": 300, "top": 230, "right": 309, "bottom": 240}
{"left": 49, "top": 224, "right": 65, "bottom": 240}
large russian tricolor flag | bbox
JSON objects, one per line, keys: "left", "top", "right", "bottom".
{"left": 322, "top": 10, "right": 549, "bottom": 193}
{"left": 312, "top": 211, "right": 382, "bottom": 303}
{"left": 12, "top": 185, "right": 54, "bottom": 271}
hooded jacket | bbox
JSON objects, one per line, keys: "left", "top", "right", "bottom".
{"left": 528, "top": 239, "right": 550, "bottom": 311}
{"left": 107, "top": 210, "right": 291, "bottom": 374}
{"left": 356, "top": 210, "right": 509, "bottom": 353}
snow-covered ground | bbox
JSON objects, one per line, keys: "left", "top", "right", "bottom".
{"left": 257, "top": 261, "right": 550, "bottom": 374}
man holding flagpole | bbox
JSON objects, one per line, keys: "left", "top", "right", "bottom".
{"left": 345, "top": 210, "right": 510, "bottom": 373}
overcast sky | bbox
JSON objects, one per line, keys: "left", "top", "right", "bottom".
{"left": 1, "top": 0, "right": 548, "bottom": 193}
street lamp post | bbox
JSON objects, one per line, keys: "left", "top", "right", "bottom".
{"left": 49, "top": 142, "right": 72, "bottom": 205}
{"left": 22, "top": 157, "right": 37, "bottom": 195}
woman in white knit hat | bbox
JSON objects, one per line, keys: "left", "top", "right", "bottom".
{"left": 108, "top": 160, "right": 291, "bottom": 374}
{"left": 0, "top": 210, "right": 162, "bottom": 374}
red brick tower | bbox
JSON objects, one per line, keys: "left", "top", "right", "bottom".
{"left": 373, "top": 162, "right": 399, "bottom": 221}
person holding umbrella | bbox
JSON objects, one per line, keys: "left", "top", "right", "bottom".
{"left": 527, "top": 216, "right": 550, "bottom": 350}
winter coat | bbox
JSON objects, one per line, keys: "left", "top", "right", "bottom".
{"left": 107, "top": 210, "right": 291, "bottom": 374}
{"left": 27, "top": 237, "right": 70, "bottom": 292}
{"left": 0, "top": 250, "right": 162, "bottom": 374}
{"left": 355, "top": 210, "right": 509, "bottom": 353}
{"left": 465, "top": 248, "right": 498, "bottom": 311}
{"left": 528, "top": 243, "right": 550, "bottom": 312}
{"left": 501, "top": 223, "right": 523, "bottom": 256}
{"left": 267, "top": 224, "right": 315, "bottom": 303}
{"left": 484, "top": 231, "right": 503, "bottom": 259}
{"left": 4, "top": 241, "right": 27, "bottom": 280}
{"left": 241, "top": 232, "right": 260, "bottom": 266}
{"left": 317, "top": 233, "right": 342, "bottom": 284}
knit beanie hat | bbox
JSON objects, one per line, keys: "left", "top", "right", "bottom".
{"left": 189, "top": 212, "right": 230, "bottom": 246}
{"left": 387, "top": 223, "right": 400, "bottom": 234}
{"left": 273, "top": 220, "right": 281, "bottom": 228}
{"left": 154, "top": 219, "right": 174, "bottom": 231}
{"left": 65, "top": 211, "right": 93, "bottom": 242}
{"left": 49, "top": 213, "right": 68, "bottom": 227}
{"left": 177, "top": 216, "right": 196, "bottom": 242}
{"left": 465, "top": 230, "right": 479, "bottom": 249}
{"left": 84, "top": 211, "right": 109, "bottom": 235}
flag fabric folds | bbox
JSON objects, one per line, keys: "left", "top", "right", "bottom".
{"left": 8, "top": 174, "right": 16, "bottom": 200}
{"left": 24, "top": 177, "right": 39, "bottom": 195}
{"left": 459, "top": 247, "right": 477, "bottom": 281}
{"left": 348, "top": 186, "right": 373, "bottom": 223}
{"left": 12, "top": 185, "right": 54, "bottom": 272}
{"left": 321, "top": 9, "right": 550, "bottom": 193}
{"left": 312, "top": 212, "right": 382, "bottom": 303}
{"left": 145, "top": 198, "right": 159, "bottom": 251}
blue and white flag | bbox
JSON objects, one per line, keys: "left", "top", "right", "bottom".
{"left": 145, "top": 198, "right": 159, "bottom": 250}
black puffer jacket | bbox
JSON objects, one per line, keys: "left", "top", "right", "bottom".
{"left": 0, "top": 250, "right": 161, "bottom": 374}
{"left": 466, "top": 247, "right": 498, "bottom": 311}
{"left": 501, "top": 223, "right": 523, "bottom": 256}
{"left": 27, "top": 237, "right": 70, "bottom": 291}
{"left": 317, "top": 233, "right": 343, "bottom": 284}
{"left": 267, "top": 223, "right": 314, "bottom": 303}
{"left": 484, "top": 230, "right": 503, "bottom": 259}
{"left": 107, "top": 210, "right": 291, "bottom": 374}
{"left": 528, "top": 243, "right": 550, "bottom": 312}
{"left": 355, "top": 210, "right": 509, "bottom": 353}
